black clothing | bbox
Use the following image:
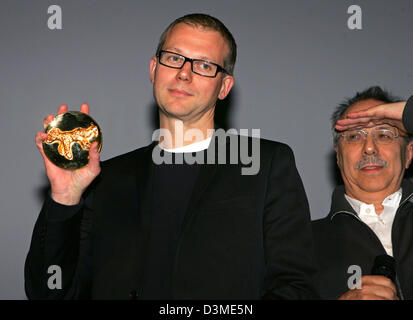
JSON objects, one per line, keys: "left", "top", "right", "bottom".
{"left": 312, "top": 94, "right": 413, "bottom": 299}
{"left": 313, "top": 180, "right": 413, "bottom": 299}
{"left": 141, "top": 152, "right": 201, "bottom": 299}
{"left": 25, "top": 136, "right": 318, "bottom": 299}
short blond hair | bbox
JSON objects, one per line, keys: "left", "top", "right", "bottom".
{"left": 155, "top": 13, "right": 237, "bottom": 75}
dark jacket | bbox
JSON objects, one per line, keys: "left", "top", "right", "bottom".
{"left": 25, "top": 135, "right": 318, "bottom": 299}
{"left": 312, "top": 180, "right": 413, "bottom": 299}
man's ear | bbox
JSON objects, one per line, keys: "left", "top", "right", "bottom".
{"left": 334, "top": 143, "right": 342, "bottom": 169}
{"left": 149, "top": 56, "right": 157, "bottom": 83}
{"left": 218, "top": 75, "right": 234, "bottom": 100}
{"left": 404, "top": 141, "right": 413, "bottom": 169}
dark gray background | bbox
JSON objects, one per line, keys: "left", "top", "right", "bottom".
{"left": 1, "top": 0, "right": 412, "bottom": 299}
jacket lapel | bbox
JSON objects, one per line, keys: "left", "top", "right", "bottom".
{"left": 134, "top": 142, "right": 156, "bottom": 294}
{"left": 328, "top": 185, "right": 357, "bottom": 219}
{"left": 329, "top": 179, "right": 413, "bottom": 221}
{"left": 400, "top": 179, "right": 413, "bottom": 203}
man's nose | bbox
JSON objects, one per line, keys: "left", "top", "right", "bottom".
{"left": 362, "top": 133, "right": 378, "bottom": 155}
{"left": 177, "top": 61, "right": 193, "bottom": 81}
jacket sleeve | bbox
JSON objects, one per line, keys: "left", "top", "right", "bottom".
{"left": 24, "top": 192, "right": 94, "bottom": 300}
{"left": 402, "top": 95, "right": 413, "bottom": 134}
{"left": 261, "top": 143, "right": 319, "bottom": 299}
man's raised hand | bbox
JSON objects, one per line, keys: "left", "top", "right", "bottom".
{"left": 35, "top": 103, "right": 101, "bottom": 205}
{"left": 335, "top": 101, "right": 407, "bottom": 135}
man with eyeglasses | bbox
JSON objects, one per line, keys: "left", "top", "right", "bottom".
{"left": 312, "top": 86, "right": 413, "bottom": 300}
{"left": 26, "top": 13, "right": 318, "bottom": 299}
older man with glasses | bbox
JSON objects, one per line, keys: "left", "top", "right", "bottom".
{"left": 312, "top": 86, "right": 413, "bottom": 300}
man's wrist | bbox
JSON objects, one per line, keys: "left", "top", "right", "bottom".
{"left": 45, "top": 191, "right": 83, "bottom": 221}
{"left": 51, "top": 191, "right": 82, "bottom": 206}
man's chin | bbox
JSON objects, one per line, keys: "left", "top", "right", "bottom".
{"left": 159, "top": 104, "right": 192, "bottom": 119}
{"left": 358, "top": 181, "right": 391, "bottom": 194}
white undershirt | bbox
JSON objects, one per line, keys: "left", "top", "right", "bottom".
{"left": 345, "top": 189, "right": 402, "bottom": 257}
{"left": 160, "top": 136, "right": 212, "bottom": 153}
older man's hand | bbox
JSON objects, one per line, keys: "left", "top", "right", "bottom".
{"left": 335, "top": 101, "right": 407, "bottom": 135}
{"left": 338, "top": 275, "right": 399, "bottom": 300}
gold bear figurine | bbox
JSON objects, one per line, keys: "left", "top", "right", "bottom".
{"left": 45, "top": 123, "right": 99, "bottom": 160}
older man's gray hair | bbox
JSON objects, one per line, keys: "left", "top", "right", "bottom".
{"left": 331, "top": 86, "right": 412, "bottom": 145}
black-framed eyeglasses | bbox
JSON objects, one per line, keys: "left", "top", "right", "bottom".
{"left": 157, "top": 50, "right": 229, "bottom": 78}
{"left": 339, "top": 128, "right": 400, "bottom": 145}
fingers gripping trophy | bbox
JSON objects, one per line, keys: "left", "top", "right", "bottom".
{"left": 35, "top": 104, "right": 102, "bottom": 206}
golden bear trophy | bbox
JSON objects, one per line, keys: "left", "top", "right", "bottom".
{"left": 43, "top": 111, "right": 102, "bottom": 169}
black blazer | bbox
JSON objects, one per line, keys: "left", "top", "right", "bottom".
{"left": 25, "top": 135, "right": 318, "bottom": 299}
{"left": 312, "top": 94, "right": 413, "bottom": 300}
{"left": 312, "top": 180, "right": 413, "bottom": 299}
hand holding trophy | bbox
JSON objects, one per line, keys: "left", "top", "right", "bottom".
{"left": 43, "top": 110, "right": 102, "bottom": 170}
{"left": 35, "top": 104, "right": 102, "bottom": 205}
